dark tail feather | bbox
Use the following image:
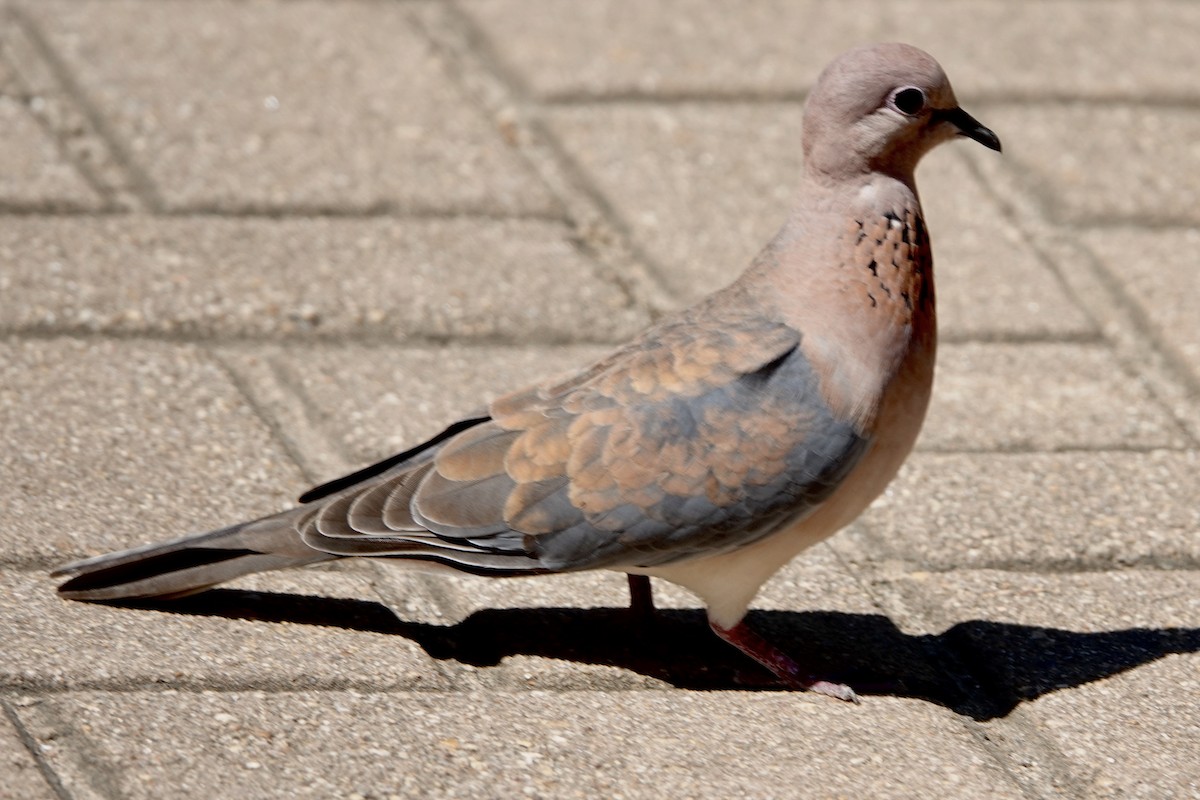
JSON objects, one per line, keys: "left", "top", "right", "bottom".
{"left": 52, "top": 509, "right": 336, "bottom": 601}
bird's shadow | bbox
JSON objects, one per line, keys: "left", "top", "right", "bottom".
{"left": 113, "top": 589, "right": 1200, "bottom": 721}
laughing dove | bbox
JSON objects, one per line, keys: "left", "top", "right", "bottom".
{"left": 54, "top": 42, "right": 1001, "bottom": 702}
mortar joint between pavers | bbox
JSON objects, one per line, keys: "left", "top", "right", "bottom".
{"left": 2, "top": 694, "right": 99, "bottom": 800}
{"left": 833, "top": 559, "right": 1093, "bottom": 800}
{"left": 953, "top": 149, "right": 1200, "bottom": 446}
{"left": 206, "top": 346, "right": 326, "bottom": 488}
{"left": 410, "top": 1, "right": 679, "bottom": 317}
{"left": 0, "top": 12, "right": 117, "bottom": 212}
{"left": 5, "top": 4, "right": 163, "bottom": 213}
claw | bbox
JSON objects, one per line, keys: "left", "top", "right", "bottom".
{"left": 807, "top": 679, "right": 861, "bottom": 704}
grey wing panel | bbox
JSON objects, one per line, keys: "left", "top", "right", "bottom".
{"left": 526, "top": 342, "right": 869, "bottom": 570}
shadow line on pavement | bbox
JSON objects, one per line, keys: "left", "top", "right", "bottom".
{"left": 108, "top": 589, "right": 1200, "bottom": 721}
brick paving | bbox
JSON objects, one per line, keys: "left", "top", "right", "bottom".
{"left": 1, "top": 2, "right": 1197, "bottom": 798}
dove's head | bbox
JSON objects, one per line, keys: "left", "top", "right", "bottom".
{"left": 802, "top": 43, "right": 1000, "bottom": 183}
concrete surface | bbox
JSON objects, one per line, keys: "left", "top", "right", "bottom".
{"left": 0, "top": 217, "right": 644, "bottom": 340}
{"left": 0, "top": 95, "right": 100, "bottom": 210}
{"left": 19, "top": 690, "right": 1024, "bottom": 800}
{"left": 1, "top": 1, "right": 1197, "bottom": 799}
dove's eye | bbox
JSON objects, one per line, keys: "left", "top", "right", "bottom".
{"left": 890, "top": 87, "right": 926, "bottom": 116}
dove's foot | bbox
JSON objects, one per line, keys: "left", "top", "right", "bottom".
{"left": 627, "top": 574, "right": 656, "bottom": 622}
{"left": 710, "top": 619, "right": 861, "bottom": 703}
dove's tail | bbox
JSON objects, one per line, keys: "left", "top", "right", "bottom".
{"left": 52, "top": 508, "right": 337, "bottom": 601}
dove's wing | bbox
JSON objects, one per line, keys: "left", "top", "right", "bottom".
{"left": 297, "top": 295, "right": 870, "bottom": 575}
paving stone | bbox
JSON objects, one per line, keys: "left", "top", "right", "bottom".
{"left": 0, "top": 217, "right": 644, "bottom": 341}
{"left": 1083, "top": 227, "right": 1200, "bottom": 386}
{"left": 919, "top": 156, "right": 1093, "bottom": 342}
{"left": 547, "top": 104, "right": 1090, "bottom": 338}
{"left": 549, "top": 103, "right": 802, "bottom": 300}
{"left": 1, "top": 566, "right": 448, "bottom": 692}
{"left": 886, "top": 570, "right": 1200, "bottom": 797}
{"left": 17, "top": 688, "right": 1022, "bottom": 799}
{"left": 463, "top": 0, "right": 882, "bottom": 99}
{"left": 1, "top": 16, "right": 139, "bottom": 210}
{"left": 856, "top": 450, "right": 1200, "bottom": 571}
{"left": 465, "top": 0, "right": 1200, "bottom": 101}
{"left": 0, "top": 94, "right": 100, "bottom": 209}
{"left": 887, "top": 0, "right": 1200, "bottom": 102}
{"left": 0, "top": 45, "right": 14, "bottom": 91}
{"left": 1034, "top": 654, "right": 1200, "bottom": 800}
{"left": 0, "top": 338, "right": 305, "bottom": 564}
{"left": 0, "top": 710, "right": 55, "bottom": 800}
{"left": 260, "top": 343, "right": 610, "bottom": 467}
{"left": 978, "top": 104, "right": 1200, "bottom": 225}
{"left": 921, "top": 342, "right": 1184, "bottom": 453}
{"left": 28, "top": 0, "right": 556, "bottom": 214}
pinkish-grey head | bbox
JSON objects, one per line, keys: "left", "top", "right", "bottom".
{"left": 802, "top": 43, "right": 1000, "bottom": 183}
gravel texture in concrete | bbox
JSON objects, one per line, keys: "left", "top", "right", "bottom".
{"left": 0, "top": 218, "right": 644, "bottom": 341}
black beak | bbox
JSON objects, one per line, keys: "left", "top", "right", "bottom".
{"left": 934, "top": 106, "right": 1002, "bottom": 152}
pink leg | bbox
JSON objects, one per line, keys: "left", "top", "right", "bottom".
{"left": 710, "top": 619, "right": 860, "bottom": 703}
